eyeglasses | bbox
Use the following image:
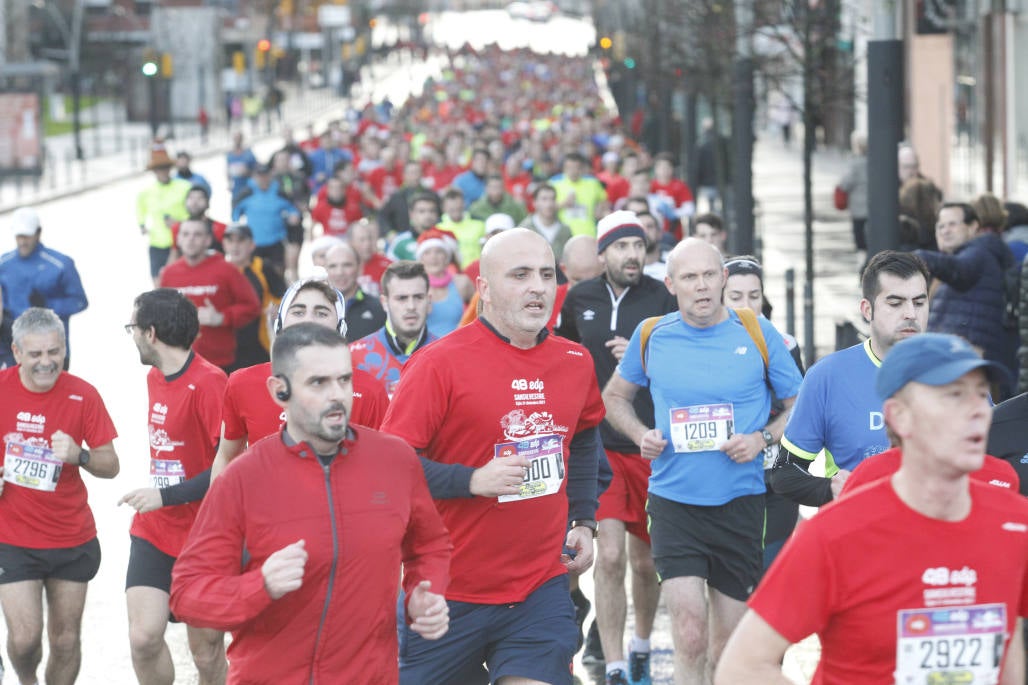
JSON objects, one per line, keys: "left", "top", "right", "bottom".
{"left": 124, "top": 323, "right": 139, "bottom": 334}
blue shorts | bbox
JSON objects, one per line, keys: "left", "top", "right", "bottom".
{"left": 399, "top": 574, "right": 577, "bottom": 685}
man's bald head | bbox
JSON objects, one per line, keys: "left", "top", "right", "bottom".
{"left": 478, "top": 228, "right": 557, "bottom": 348}
{"left": 559, "top": 235, "right": 602, "bottom": 288}
{"left": 480, "top": 228, "right": 553, "bottom": 282}
{"left": 666, "top": 237, "right": 722, "bottom": 279}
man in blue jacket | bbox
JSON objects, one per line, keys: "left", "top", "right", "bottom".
{"left": 0, "top": 208, "right": 88, "bottom": 369}
{"left": 231, "top": 163, "right": 301, "bottom": 277}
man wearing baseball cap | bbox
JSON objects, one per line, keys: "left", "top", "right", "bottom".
{"left": 0, "top": 207, "right": 88, "bottom": 369}
{"left": 718, "top": 333, "right": 1028, "bottom": 685}
{"left": 556, "top": 210, "right": 676, "bottom": 684}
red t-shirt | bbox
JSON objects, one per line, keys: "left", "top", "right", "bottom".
{"left": 597, "top": 172, "right": 630, "bottom": 206}
{"left": 842, "top": 447, "right": 1020, "bottom": 495}
{"left": 359, "top": 252, "right": 394, "bottom": 297}
{"left": 751, "top": 479, "right": 1028, "bottom": 684}
{"left": 381, "top": 321, "right": 605, "bottom": 604}
{"left": 158, "top": 254, "right": 262, "bottom": 368}
{"left": 221, "top": 362, "right": 389, "bottom": 444}
{"left": 310, "top": 189, "right": 364, "bottom": 236}
{"left": 504, "top": 172, "right": 534, "bottom": 211}
{"left": 0, "top": 369, "right": 118, "bottom": 548}
{"left": 131, "top": 354, "right": 226, "bottom": 557}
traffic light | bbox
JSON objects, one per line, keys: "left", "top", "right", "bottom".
{"left": 160, "top": 53, "right": 173, "bottom": 78}
{"left": 599, "top": 36, "right": 612, "bottom": 50}
{"left": 255, "top": 39, "right": 271, "bottom": 69}
{"left": 623, "top": 57, "right": 636, "bottom": 69}
{"left": 232, "top": 51, "right": 246, "bottom": 74}
{"left": 141, "top": 52, "right": 158, "bottom": 77}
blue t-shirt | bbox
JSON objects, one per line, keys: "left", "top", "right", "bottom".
{"left": 617, "top": 310, "right": 803, "bottom": 506}
{"left": 781, "top": 340, "right": 888, "bottom": 474}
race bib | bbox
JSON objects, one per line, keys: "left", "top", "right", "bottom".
{"left": 670, "top": 403, "right": 734, "bottom": 453}
{"left": 228, "top": 162, "right": 249, "bottom": 177}
{"left": 495, "top": 435, "right": 565, "bottom": 503}
{"left": 4, "top": 440, "right": 62, "bottom": 492}
{"left": 762, "top": 443, "right": 780, "bottom": 470}
{"left": 895, "top": 604, "right": 1007, "bottom": 685}
{"left": 150, "top": 459, "right": 186, "bottom": 489}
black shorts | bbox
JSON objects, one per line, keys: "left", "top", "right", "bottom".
{"left": 255, "top": 242, "right": 285, "bottom": 272}
{"left": 126, "top": 535, "right": 175, "bottom": 593}
{"left": 286, "top": 222, "right": 304, "bottom": 245}
{"left": 647, "top": 492, "right": 764, "bottom": 601}
{"left": 0, "top": 537, "right": 101, "bottom": 584}
{"left": 148, "top": 246, "right": 171, "bottom": 279}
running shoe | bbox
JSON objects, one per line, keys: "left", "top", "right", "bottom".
{"left": 605, "top": 668, "right": 630, "bottom": 685}
{"left": 628, "top": 650, "right": 652, "bottom": 685}
{"left": 581, "top": 620, "right": 604, "bottom": 664}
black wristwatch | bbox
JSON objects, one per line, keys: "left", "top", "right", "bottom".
{"left": 570, "top": 519, "right": 598, "bottom": 538}
{"left": 760, "top": 429, "right": 774, "bottom": 447}
{"left": 78, "top": 449, "right": 90, "bottom": 467}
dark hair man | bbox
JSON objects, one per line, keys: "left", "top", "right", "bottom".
{"left": 350, "top": 261, "right": 436, "bottom": 398}
{"left": 120, "top": 288, "right": 228, "bottom": 685}
{"left": 171, "top": 323, "right": 452, "bottom": 683}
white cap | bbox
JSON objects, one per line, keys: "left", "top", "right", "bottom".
{"left": 596, "top": 210, "right": 645, "bottom": 254}
{"left": 484, "top": 213, "right": 515, "bottom": 235}
{"left": 12, "top": 208, "right": 40, "bottom": 236}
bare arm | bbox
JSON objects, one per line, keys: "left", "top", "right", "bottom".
{"left": 601, "top": 374, "right": 649, "bottom": 447}
{"left": 82, "top": 442, "right": 120, "bottom": 479}
{"left": 1002, "top": 619, "right": 1025, "bottom": 685}
{"left": 210, "top": 436, "right": 246, "bottom": 482}
{"left": 714, "top": 610, "right": 798, "bottom": 685}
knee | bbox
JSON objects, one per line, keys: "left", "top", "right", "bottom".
{"left": 628, "top": 550, "right": 657, "bottom": 579}
{"left": 47, "top": 623, "right": 81, "bottom": 659}
{"left": 595, "top": 543, "right": 627, "bottom": 580}
{"left": 128, "top": 623, "right": 165, "bottom": 660}
{"left": 671, "top": 619, "right": 707, "bottom": 660}
{"left": 7, "top": 625, "right": 43, "bottom": 659}
{"left": 190, "top": 636, "right": 225, "bottom": 671}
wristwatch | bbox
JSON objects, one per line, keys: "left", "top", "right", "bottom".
{"left": 78, "top": 449, "right": 90, "bottom": 467}
{"left": 760, "top": 429, "right": 775, "bottom": 447}
{"left": 570, "top": 519, "right": 598, "bottom": 538}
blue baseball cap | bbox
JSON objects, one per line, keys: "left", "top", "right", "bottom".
{"left": 876, "top": 333, "right": 1009, "bottom": 400}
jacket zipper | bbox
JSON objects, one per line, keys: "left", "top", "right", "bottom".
{"left": 309, "top": 461, "right": 340, "bottom": 684}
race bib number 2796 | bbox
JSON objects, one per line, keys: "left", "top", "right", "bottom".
{"left": 4, "top": 440, "right": 62, "bottom": 492}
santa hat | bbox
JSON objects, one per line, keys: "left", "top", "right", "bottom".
{"left": 415, "top": 228, "right": 460, "bottom": 260}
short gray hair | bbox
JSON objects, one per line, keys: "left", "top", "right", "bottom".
{"left": 12, "top": 308, "right": 65, "bottom": 348}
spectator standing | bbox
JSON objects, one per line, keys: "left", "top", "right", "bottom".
{"left": 836, "top": 131, "right": 869, "bottom": 252}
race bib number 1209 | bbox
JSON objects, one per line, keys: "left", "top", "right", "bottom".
{"left": 895, "top": 604, "right": 1007, "bottom": 685}
{"left": 4, "top": 441, "right": 62, "bottom": 492}
{"left": 494, "top": 435, "right": 565, "bottom": 503}
{"left": 670, "top": 403, "right": 734, "bottom": 454}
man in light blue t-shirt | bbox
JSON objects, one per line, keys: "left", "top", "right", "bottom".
{"left": 603, "top": 238, "right": 801, "bottom": 685}
{"left": 772, "top": 251, "right": 930, "bottom": 506}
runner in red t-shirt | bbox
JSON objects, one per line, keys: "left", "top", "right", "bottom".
{"left": 0, "top": 308, "right": 120, "bottom": 685}
{"left": 211, "top": 277, "right": 388, "bottom": 481}
{"left": 158, "top": 219, "right": 262, "bottom": 371}
{"left": 842, "top": 446, "right": 1020, "bottom": 495}
{"left": 310, "top": 177, "right": 364, "bottom": 238}
{"left": 717, "top": 333, "right": 1028, "bottom": 685}
{"left": 382, "top": 229, "right": 605, "bottom": 683}
{"left": 118, "top": 288, "right": 228, "bottom": 685}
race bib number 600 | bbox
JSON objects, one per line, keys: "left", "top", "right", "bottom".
{"left": 895, "top": 604, "right": 1007, "bottom": 685}
{"left": 670, "top": 403, "right": 734, "bottom": 454}
{"left": 495, "top": 435, "right": 565, "bottom": 503}
{"left": 4, "top": 441, "right": 62, "bottom": 492}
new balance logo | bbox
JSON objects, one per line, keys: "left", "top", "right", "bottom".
{"left": 1002, "top": 522, "right": 1027, "bottom": 533}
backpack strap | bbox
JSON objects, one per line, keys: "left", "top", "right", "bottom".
{"left": 638, "top": 316, "right": 663, "bottom": 374}
{"left": 733, "top": 307, "right": 769, "bottom": 370}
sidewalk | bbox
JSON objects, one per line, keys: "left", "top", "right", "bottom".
{"left": 753, "top": 133, "right": 866, "bottom": 362}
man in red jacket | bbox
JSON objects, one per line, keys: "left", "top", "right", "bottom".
{"left": 171, "top": 322, "right": 451, "bottom": 684}
{"left": 159, "top": 219, "right": 261, "bottom": 372}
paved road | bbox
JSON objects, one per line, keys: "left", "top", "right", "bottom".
{"left": 0, "top": 9, "right": 868, "bottom": 683}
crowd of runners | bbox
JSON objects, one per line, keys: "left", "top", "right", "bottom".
{"left": 1, "top": 40, "right": 1028, "bottom": 685}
